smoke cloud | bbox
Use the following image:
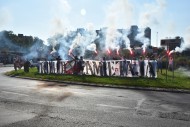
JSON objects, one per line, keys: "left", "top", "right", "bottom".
{"left": 50, "top": 0, "right": 72, "bottom": 36}
{"left": 47, "top": 0, "right": 160, "bottom": 60}
{"left": 135, "top": 28, "right": 150, "bottom": 50}
{"left": 0, "top": 7, "right": 12, "bottom": 28}
{"left": 177, "top": 67, "right": 190, "bottom": 77}
{"left": 102, "top": 0, "right": 134, "bottom": 52}
{"left": 58, "top": 0, "right": 71, "bottom": 13}
{"left": 105, "top": 0, "right": 133, "bottom": 28}
{"left": 0, "top": 31, "right": 20, "bottom": 51}
{"left": 139, "top": 0, "right": 166, "bottom": 27}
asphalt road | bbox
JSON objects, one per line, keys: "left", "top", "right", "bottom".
{"left": 0, "top": 67, "right": 190, "bottom": 127}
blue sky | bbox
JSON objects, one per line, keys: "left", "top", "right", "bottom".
{"left": 0, "top": 0, "right": 190, "bottom": 46}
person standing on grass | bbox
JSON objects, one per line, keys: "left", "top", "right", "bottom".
{"left": 139, "top": 56, "right": 145, "bottom": 77}
{"left": 44, "top": 59, "right": 48, "bottom": 74}
{"left": 49, "top": 59, "right": 53, "bottom": 73}
{"left": 123, "top": 59, "right": 129, "bottom": 76}
{"left": 56, "top": 56, "right": 61, "bottom": 74}
{"left": 157, "top": 55, "right": 164, "bottom": 74}
{"left": 78, "top": 56, "right": 85, "bottom": 75}
{"left": 73, "top": 55, "right": 79, "bottom": 75}
{"left": 24, "top": 59, "right": 31, "bottom": 73}
{"left": 148, "top": 61, "right": 155, "bottom": 78}
{"left": 102, "top": 57, "right": 107, "bottom": 76}
{"left": 168, "top": 57, "right": 173, "bottom": 71}
{"left": 132, "top": 61, "right": 138, "bottom": 76}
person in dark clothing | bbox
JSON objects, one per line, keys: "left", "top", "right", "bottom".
{"left": 78, "top": 56, "right": 85, "bottom": 75}
{"left": 132, "top": 61, "right": 138, "bottom": 76}
{"left": 139, "top": 56, "right": 145, "bottom": 77}
{"left": 148, "top": 61, "right": 155, "bottom": 78}
{"left": 157, "top": 55, "right": 164, "bottom": 73}
{"left": 73, "top": 55, "right": 79, "bottom": 75}
{"left": 44, "top": 59, "right": 48, "bottom": 74}
{"left": 56, "top": 56, "right": 61, "bottom": 74}
{"left": 122, "top": 59, "right": 129, "bottom": 76}
{"left": 24, "top": 59, "right": 31, "bottom": 73}
{"left": 49, "top": 60, "right": 53, "bottom": 73}
{"left": 102, "top": 57, "right": 107, "bottom": 76}
{"left": 129, "top": 62, "right": 135, "bottom": 76}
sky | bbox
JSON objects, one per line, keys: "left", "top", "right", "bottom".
{"left": 0, "top": 0, "right": 190, "bottom": 47}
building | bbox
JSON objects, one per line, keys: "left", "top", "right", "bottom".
{"left": 127, "top": 25, "right": 151, "bottom": 48}
{"left": 160, "top": 36, "right": 182, "bottom": 51}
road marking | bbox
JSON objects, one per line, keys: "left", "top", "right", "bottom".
{"left": 97, "top": 104, "right": 131, "bottom": 109}
{"left": 135, "top": 98, "right": 146, "bottom": 110}
{"left": 1, "top": 91, "right": 29, "bottom": 97}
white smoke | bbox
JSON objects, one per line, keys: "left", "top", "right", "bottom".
{"left": 105, "top": 27, "right": 121, "bottom": 50}
{"left": 70, "top": 33, "right": 84, "bottom": 51}
{"left": 0, "top": 7, "right": 12, "bottom": 28}
{"left": 139, "top": 0, "right": 166, "bottom": 27}
{"left": 105, "top": 0, "right": 133, "bottom": 28}
{"left": 58, "top": 0, "right": 71, "bottom": 13}
{"left": 51, "top": 18, "right": 69, "bottom": 35}
{"left": 177, "top": 67, "right": 190, "bottom": 77}
{"left": 48, "top": 23, "right": 98, "bottom": 60}
{"left": 135, "top": 28, "right": 150, "bottom": 50}
{"left": 0, "top": 31, "right": 20, "bottom": 51}
{"left": 69, "top": 23, "right": 98, "bottom": 56}
{"left": 86, "top": 43, "right": 96, "bottom": 52}
{"left": 47, "top": 0, "right": 169, "bottom": 60}
{"left": 103, "top": 0, "right": 133, "bottom": 52}
{"left": 175, "top": 27, "right": 190, "bottom": 52}
{"left": 50, "top": 0, "right": 72, "bottom": 36}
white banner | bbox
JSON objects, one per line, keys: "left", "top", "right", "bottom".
{"left": 38, "top": 59, "right": 157, "bottom": 78}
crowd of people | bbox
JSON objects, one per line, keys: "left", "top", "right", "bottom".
{"left": 41, "top": 55, "right": 85, "bottom": 75}
{"left": 13, "top": 54, "right": 174, "bottom": 78}
{"left": 39, "top": 55, "right": 159, "bottom": 78}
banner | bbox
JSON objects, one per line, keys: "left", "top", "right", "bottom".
{"left": 38, "top": 59, "right": 157, "bottom": 78}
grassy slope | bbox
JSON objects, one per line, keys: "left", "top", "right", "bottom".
{"left": 5, "top": 67, "right": 190, "bottom": 90}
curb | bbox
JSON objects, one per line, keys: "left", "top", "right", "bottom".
{"left": 7, "top": 75, "right": 190, "bottom": 94}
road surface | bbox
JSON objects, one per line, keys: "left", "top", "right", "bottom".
{"left": 0, "top": 67, "right": 190, "bottom": 127}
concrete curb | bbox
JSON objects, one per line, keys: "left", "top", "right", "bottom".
{"left": 6, "top": 74, "right": 190, "bottom": 94}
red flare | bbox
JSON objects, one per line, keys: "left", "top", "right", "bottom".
{"left": 117, "top": 49, "right": 119, "bottom": 55}
{"left": 129, "top": 49, "right": 133, "bottom": 55}
{"left": 167, "top": 50, "right": 170, "bottom": 56}
{"left": 169, "top": 50, "right": 174, "bottom": 56}
{"left": 68, "top": 49, "right": 72, "bottom": 55}
{"left": 143, "top": 49, "right": 146, "bottom": 54}
{"left": 107, "top": 49, "right": 111, "bottom": 55}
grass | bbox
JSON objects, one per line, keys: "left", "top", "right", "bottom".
{"left": 5, "top": 67, "right": 190, "bottom": 90}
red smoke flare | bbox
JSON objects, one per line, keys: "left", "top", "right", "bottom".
{"left": 129, "top": 48, "right": 133, "bottom": 55}
{"left": 169, "top": 50, "right": 174, "bottom": 56}
{"left": 107, "top": 49, "right": 111, "bottom": 55}
{"left": 116, "top": 49, "right": 119, "bottom": 55}
{"left": 167, "top": 50, "right": 170, "bottom": 56}
{"left": 68, "top": 49, "right": 72, "bottom": 56}
{"left": 143, "top": 48, "right": 146, "bottom": 54}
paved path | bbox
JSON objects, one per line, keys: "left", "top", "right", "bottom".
{"left": 0, "top": 67, "right": 190, "bottom": 127}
